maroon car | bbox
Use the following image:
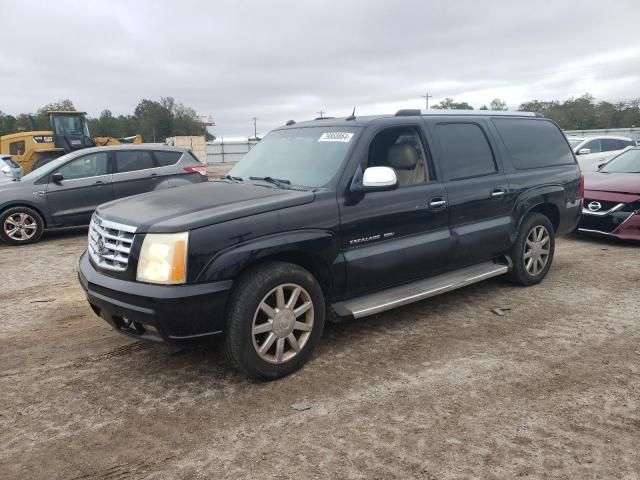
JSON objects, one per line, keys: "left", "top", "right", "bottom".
{"left": 579, "top": 146, "right": 640, "bottom": 240}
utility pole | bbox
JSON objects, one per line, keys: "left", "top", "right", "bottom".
{"left": 317, "top": 110, "right": 325, "bottom": 119}
{"left": 421, "top": 91, "right": 432, "bottom": 110}
{"left": 252, "top": 117, "right": 257, "bottom": 139}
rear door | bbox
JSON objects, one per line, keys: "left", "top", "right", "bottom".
{"left": 427, "top": 119, "right": 511, "bottom": 267}
{"left": 112, "top": 150, "right": 166, "bottom": 198}
{"left": 46, "top": 151, "right": 113, "bottom": 226}
{"left": 339, "top": 124, "right": 451, "bottom": 296}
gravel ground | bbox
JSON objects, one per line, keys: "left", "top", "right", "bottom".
{"left": 0, "top": 223, "right": 639, "bottom": 479}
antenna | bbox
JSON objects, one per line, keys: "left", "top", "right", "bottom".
{"left": 421, "top": 91, "right": 433, "bottom": 109}
{"left": 346, "top": 107, "right": 356, "bottom": 121}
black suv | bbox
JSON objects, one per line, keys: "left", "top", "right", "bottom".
{"left": 78, "top": 110, "right": 582, "bottom": 379}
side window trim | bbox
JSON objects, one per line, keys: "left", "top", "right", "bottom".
{"left": 435, "top": 121, "right": 499, "bottom": 181}
{"left": 365, "top": 124, "right": 437, "bottom": 187}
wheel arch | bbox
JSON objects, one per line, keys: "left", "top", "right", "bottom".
{"left": 511, "top": 185, "right": 564, "bottom": 241}
{"left": 0, "top": 202, "right": 49, "bottom": 228}
{"left": 195, "top": 229, "right": 341, "bottom": 299}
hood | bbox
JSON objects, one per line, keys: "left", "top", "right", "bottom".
{"left": 96, "top": 181, "right": 315, "bottom": 233}
{"left": 584, "top": 172, "right": 640, "bottom": 195}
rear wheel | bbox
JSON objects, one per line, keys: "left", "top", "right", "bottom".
{"left": 507, "top": 213, "right": 555, "bottom": 286}
{"left": 0, "top": 206, "right": 44, "bottom": 245}
{"left": 224, "top": 261, "right": 325, "bottom": 380}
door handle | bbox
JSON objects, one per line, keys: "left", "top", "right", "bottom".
{"left": 150, "top": 173, "right": 159, "bottom": 178}
{"left": 428, "top": 197, "right": 447, "bottom": 209}
{"left": 491, "top": 189, "right": 506, "bottom": 198}
{"left": 95, "top": 180, "right": 105, "bottom": 185}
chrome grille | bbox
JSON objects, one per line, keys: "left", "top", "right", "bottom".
{"left": 88, "top": 215, "right": 137, "bottom": 272}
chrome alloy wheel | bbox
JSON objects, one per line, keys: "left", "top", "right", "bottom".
{"left": 4, "top": 213, "right": 38, "bottom": 241}
{"left": 524, "top": 225, "right": 550, "bottom": 276}
{"left": 252, "top": 283, "right": 314, "bottom": 364}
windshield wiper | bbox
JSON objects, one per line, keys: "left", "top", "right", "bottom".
{"left": 249, "top": 176, "right": 291, "bottom": 189}
{"left": 219, "top": 174, "right": 243, "bottom": 182}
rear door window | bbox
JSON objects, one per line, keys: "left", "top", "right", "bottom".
{"left": 115, "top": 151, "right": 155, "bottom": 173}
{"left": 602, "top": 138, "right": 630, "bottom": 151}
{"left": 435, "top": 123, "right": 497, "bottom": 180}
{"left": 492, "top": 118, "right": 575, "bottom": 169}
{"left": 153, "top": 151, "right": 182, "bottom": 167}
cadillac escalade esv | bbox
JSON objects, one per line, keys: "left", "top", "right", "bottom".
{"left": 78, "top": 110, "right": 582, "bottom": 379}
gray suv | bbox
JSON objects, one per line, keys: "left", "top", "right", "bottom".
{"left": 0, "top": 145, "right": 208, "bottom": 245}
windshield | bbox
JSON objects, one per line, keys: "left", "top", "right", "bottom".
{"left": 228, "top": 126, "right": 361, "bottom": 188}
{"left": 567, "top": 138, "right": 583, "bottom": 148}
{"left": 51, "top": 114, "right": 89, "bottom": 137}
{"left": 21, "top": 151, "right": 78, "bottom": 181}
{"left": 600, "top": 148, "right": 640, "bottom": 173}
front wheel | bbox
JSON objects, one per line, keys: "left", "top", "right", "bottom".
{"left": 224, "top": 261, "right": 325, "bottom": 380}
{"left": 506, "top": 213, "right": 555, "bottom": 286}
{"left": 0, "top": 207, "right": 45, "bottom": 245}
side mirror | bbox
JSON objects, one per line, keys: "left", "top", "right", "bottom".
{"left": 51, "top": 172, "right": 64, "bottom": 184}
{"left": 359, "top": 166, "right": 398, "bottom": 192}
{"left": 577, "top": 148, "right": 591, "bottom": 155}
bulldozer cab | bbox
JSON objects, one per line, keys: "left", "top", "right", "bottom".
{"left": 48, "top": 111, "right": 95, "bottom": 153}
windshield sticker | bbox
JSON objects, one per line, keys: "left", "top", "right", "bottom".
{"left": 318, "top": 132, "right": 354, "bottom": 143}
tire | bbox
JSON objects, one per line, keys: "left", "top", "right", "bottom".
{"left": 506, "top": 212, "right": 555, "bottom": 286}
{"left": 224, "top": 261, "right": 325, "bottom": 380}
{"left": 0, "top": 206, "right": 45, "bottom": 245}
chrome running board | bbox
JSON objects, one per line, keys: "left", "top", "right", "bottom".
{"left": 334, "top": 260, "right": 509, "bottom": 319}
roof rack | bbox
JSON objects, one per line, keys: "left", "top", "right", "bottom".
{"left": 314, "top": 116, "right": 335, "bottom": 121}
{"left": 394, "top": 109, "right": 540, "bottom": 118}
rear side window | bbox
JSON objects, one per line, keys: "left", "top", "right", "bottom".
{"left": 582, "top": 139, "right": 602, "bottom": 153}
{"left": 602, "top": 138, "right": 631, "bottom": 151}
{"left": 493, "top": 119, "right": 575, "bottom": 169}
{"left": 154, "top": 151, "right": 182, "bottom": 167}
{"left": 115, "top": 151, "right": 155, "bottom": 173}
{"left": 435, "top": 123, "right": 496, "bottom": 180}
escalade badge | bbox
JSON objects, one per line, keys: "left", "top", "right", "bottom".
{"left": 587, "top": 201, "right": 602, "bottom": 212}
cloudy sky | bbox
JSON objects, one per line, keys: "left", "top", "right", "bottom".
{"left": 3, "top": 0, "right": 640, "bottom": 136}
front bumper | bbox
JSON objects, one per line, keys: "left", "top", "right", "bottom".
{"left": 579, "top": 208, "right": 640, "bottom": 241}
{"left": 78, "top": 252, "right": 232, "bottom": 342}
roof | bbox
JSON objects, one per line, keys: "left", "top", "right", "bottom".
{"left": 47, "top": 111, "right": 87, "bottom": 115}
{"left": 64, "top": 144, "right": 191, "bottom": 157}
{"left": 279, "top": 109, "right": 541, "bottom": 129}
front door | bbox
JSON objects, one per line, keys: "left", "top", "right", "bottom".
{"left": 428, "top": 120, "right": 511, "bottom": 267}
{"left": 46, "top": 151, "right": 113, "bottom": 226}
{"left": 339, "top": 125, "right": 451, "bottom": 296}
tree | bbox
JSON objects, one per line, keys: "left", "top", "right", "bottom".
{"left": 432, "top": 97, "right": 474, "bottom": 110}
{"left": 479, "top": 105, "right": 488, "bottom": 110}
{"left": 134, "top": 99, "right": 173, "bottom": 142}
{"left": 489, "top": 98, "right": 508, "bottom": 111}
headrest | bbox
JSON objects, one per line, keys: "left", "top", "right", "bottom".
{"left": 387, "top": 144, "right": 418, "bottom": 170}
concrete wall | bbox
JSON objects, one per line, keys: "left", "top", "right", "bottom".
{"left": 165, "top": 136, "right": 207, "bottom": 162}
{"left": 564, "top": 128, "right": 640, "bottom": 142}
{"left": 206, "top": 138, "right": 260, "bottom": 164}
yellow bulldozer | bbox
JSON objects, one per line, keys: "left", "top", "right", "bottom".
{"left": 0, "top": 110, "right": 142, "bottom": 174}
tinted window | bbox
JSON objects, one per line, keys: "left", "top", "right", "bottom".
{"left": 582, "top": 139, "right": 601, "bottom": 153}
{"left": 493, "top": 119, "right": 575, "bottom": 169}
{"left": 602, "top": 138, "right": 630, "bottom": 151}
{"left": 366, "top": 126, "right": 431, "bottom": 186}
{"left": 436, "top": 123, "right": 496, "bottom": 180}
{"left": 56, "top": 152, "right": 108, "bottom": 180}
{"left": 115, "top": 151, "right": 155, "bottom": 173}
{"left": 154, "top": 151, "right": 182, "bottom": 167}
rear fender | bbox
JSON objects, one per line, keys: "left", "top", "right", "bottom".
{"left": 511, "top": 185, "right": 565, "bottom": 240}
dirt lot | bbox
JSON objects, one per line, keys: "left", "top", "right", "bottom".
{"left": 1, "top": 226, "right": 639, "bottom": 479}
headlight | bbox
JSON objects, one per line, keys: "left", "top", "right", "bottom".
{"left": 136, "top": 232, "right": 188, "bottom": 285}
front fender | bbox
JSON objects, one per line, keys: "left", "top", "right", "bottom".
{"left": 195, "top": 229, "right": 343, "bottom": 293}
{"left": 0, "top": 197, "right": 52, "bottom": 227}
